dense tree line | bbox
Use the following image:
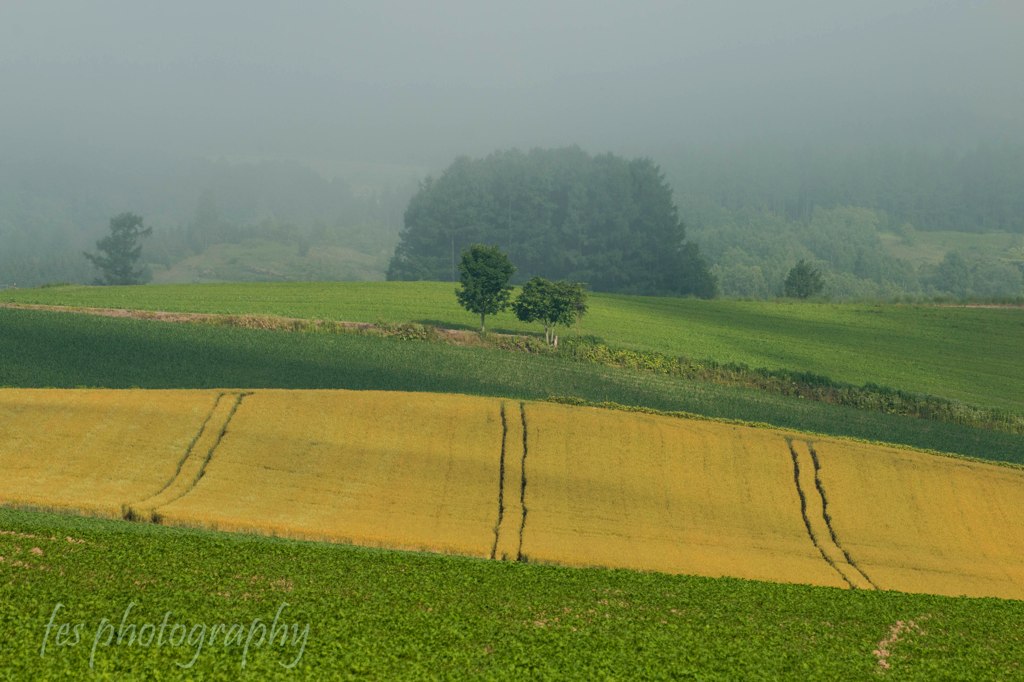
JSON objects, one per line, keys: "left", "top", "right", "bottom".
{"left": 665, "top": 143, "right": 1024, "bottom": 233}
{"left": 4, "top": 143, "right": 1022, "bottom": 300}
{"left": 387, "top": 147, "right": 715, "bottom": 297}
{"left": 691, "top": 206, "right": 1024, "bottom": 300}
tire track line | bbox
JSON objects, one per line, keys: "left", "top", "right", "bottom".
{"left": 516, "top": 402, "right": 529, "bottom": 563}
{"left": 124, "top": 391, "right": 227, "bottom": 519}
{"left": 126, "top": 392, "right": 249, "bottom": 522}
{"left": 807, "top": 442, "right": 879, "bottom": 590}
{"left": 490, "top": 402, "right": 508, "bottom": 560}
{"left": 787, "top": 437, "right": 857, "bottom": 589}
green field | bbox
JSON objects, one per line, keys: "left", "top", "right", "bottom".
{"left": 151, "top": 239, "right": 390, "bottom": 284}
{"left": 4, "top": 282, "right": 1024, "bottom": 679}
{"left": 4, "top": 282, "right": 1021, "bottom": 412}
{"left": 1, "top": 308, "right": 1019, "bottom": 464}
{"left": 3, "top": 506, "right": 1023, "bottom": 680}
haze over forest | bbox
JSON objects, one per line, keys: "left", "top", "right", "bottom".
{"left": 2, "top": 1, "right": 1023, "bottom": 298}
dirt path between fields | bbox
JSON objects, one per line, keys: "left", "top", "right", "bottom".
{"left": 0, "top": 302, "right": 489, "bottom": 345}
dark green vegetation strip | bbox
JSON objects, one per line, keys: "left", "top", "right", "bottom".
{"left": 3, "top": 506, "right": 1024, "bottom": 680}
{"left": 10, "top": 302, "right": 1017, "bottom": 434}
{"left": 5, "top": 281, "right": 1022, "bottom": 412}
{"left": 1, "top": 308, "right": 1020, "bottom": 464}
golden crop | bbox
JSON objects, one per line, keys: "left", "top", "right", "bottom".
{"left": 811, "top": 439, "right": 1024, "bottom": 599}
{"left": 521, "top": 402, "right": 875, "bottom": 588}
{"left": 0, "top": 389, "right": 220, "bottom": 516}
{"left": 155, "top": 390, "right": 502, "bottom": 557}
{"left": 2, "top": 388, "right": 1023, "bottom": 599}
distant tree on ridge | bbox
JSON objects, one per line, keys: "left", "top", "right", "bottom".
{"left": 456, "top": 244, "right": 515, "bottom": 333}
{"left": 83, "top": 212, "right": 152, "bottom": 285}
{"left": 513, "top": 277, "right": 588, "bottom": 346}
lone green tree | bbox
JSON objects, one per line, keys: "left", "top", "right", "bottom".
{"left": 455, "top": 244, "right": 515, "bottom": 332}
{"left": 84, "top": 212, "right": 152, "bottom": 285}
{"left": 513, "top": 277, "right": 588, "bottom": 346}
{"left": 783, "top": 259, "right": 825, "bottom": 299}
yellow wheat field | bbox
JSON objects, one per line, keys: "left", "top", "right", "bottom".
{"left": 0, "top": 389, "right": 221, "bottom": 516}
{"left": 1, "top": 387, "right": 1023, "bottom": 599}
{"left": 155, "top": 390, "right": 501, "bottom": 556}
{"left": 517, "top": 402, "right": 847, "bottom": 588}
{"left": 812, "top": 439, "right": 1024, "bottom": 599}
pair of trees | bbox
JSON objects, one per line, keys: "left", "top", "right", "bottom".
{"left": 456, "top": 244, "right": 586, "bottom": 342}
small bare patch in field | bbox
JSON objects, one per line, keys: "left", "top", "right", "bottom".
{"left": 0, "top": 554, "right": 52, "bottom": 572}
{"left": 1, "top": 528, "right": 87, "bottom": 545}
{"left": 874, "top": 616, "right": 929, "bottom": 671}
{"left": 0, "top": 529, "right": 40, "bottom": 540}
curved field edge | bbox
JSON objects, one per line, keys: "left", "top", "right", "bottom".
{"left": 3, "top": 281, "right": 1021, "bottom": 412}
{"left": 4, "top": 388, "right": 1023, "bottom": 600}
{"left": 1, "top": 307, "right": 1019, "bottom": 464}
{"left": 550, "top": 397, "right": 1024, "bottom": 472}
{"left": 6, "top": 302, "right": 1018, "bottom": 436}
{"left": 2, "top": 506, "right": 1023, "bottom": 680}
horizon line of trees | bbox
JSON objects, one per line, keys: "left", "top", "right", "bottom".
{"left": 665, "top": 143, "right": 1024, "bottom": 233}
{"left": 387, "top": 146, "right": 716, "bottom": 298}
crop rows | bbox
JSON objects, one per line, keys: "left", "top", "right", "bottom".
{"left": 3, "top": 387, "right": 1023, "bottom": 600}
{"left": 3, "top": 308, "right": 1020, "bottom": 464}
{"left": 4, "top": 281, "right": 1021, "bottom": 411}
{"left": 6, "top": 505, "right": 1024, "bottom": 679}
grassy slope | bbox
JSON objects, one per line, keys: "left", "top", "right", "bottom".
{"left": 0, "top": 308, "right": 1020, "bottom": 464}
{"left": 151, "top": 239, "right": 388, "bottom": 284}
{"left": 3, "top": 507, "right": 1022, "bottom": 680}
{"left": 4, "top": 281, "right": 1021, "bottom": 412}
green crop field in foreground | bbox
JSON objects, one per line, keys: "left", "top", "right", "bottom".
{"left": 1, "top": 308, "right": 1020, "bottom": 464}
{"left": 4, "top": 281, "right": 1021, "bottom": 412}
{"left": 1, "top": 507, "right": 1022, "bottom": 680}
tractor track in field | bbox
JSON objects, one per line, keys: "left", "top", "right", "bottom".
{"left": 516, "top": 402, "right": 529, "bottom": 563}
{"left": 787, "top": 438, "right": 857, "bottom": 589}
{"left": 490, "top": 403, "right": 508, "bottom": 560}
{"left": 123, "top": 392, "right": 250, "bottom": 523}
{"left": 179, "top": 392, "right": 249, "bottom": 493}
{"left": 135, "top": 392, "right": 227, "bottom": 501}
{"left": 807, "top": 442, "right": 878, "bottom": 590}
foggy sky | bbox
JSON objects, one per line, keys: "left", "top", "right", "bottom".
{"left": 2, "top": 1, "right": 1021, "bottom": 170}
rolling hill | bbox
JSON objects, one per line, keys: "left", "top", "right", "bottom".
{"left": 4, "top": 387, "right": 1022, "bottom": 600}
{"left": 4, "top": 282, "right": 1021, "bottom": 412}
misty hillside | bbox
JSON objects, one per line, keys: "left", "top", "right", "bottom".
{"left": 1, "top": 2, "right": 1022, "bottom": 299}
{"left": 2, "top": 144, "right": 1022, "bottom": 300}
